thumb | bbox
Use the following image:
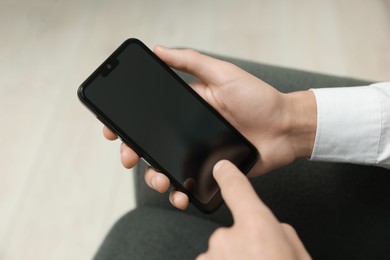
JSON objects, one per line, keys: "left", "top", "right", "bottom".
{"left": 153, "top": 45, "right": 223, "bottom": 85}
{"left": 213, "top": 160, "right": 267, "bottom": 221}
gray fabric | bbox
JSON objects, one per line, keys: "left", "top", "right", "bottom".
{"left": 96, "top": 54, "right": 390, "bottom": 260}
{"left": 94, "top": 207, "right": 218, "bottom": 260}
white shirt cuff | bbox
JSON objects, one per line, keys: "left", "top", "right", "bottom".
{"left": 310, "top": 86, "right": 382, "bottom": 165}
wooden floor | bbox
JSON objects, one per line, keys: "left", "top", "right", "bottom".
{"left": 1, "top": 0, "right": 389, "bottom": 259}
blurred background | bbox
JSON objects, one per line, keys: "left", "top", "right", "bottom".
{"left": 1, "top": 0, "right": 389, "bottom": 259}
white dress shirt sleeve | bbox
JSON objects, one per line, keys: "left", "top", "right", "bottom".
{"left": 310, "top": 82, "right": 390, "bottom": 169}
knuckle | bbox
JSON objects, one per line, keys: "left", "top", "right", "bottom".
{"left": 209, "top": 228, "right": 227, "bottom": 245}
{"left": 184, "top": 49, "right": 199, "bottom": 58}
{"left": 216, "top": 61, "right": 238, "bottom": 78}
{"left": 183, "top": 49, "right": 199, "bottom": 69}
{"left": 281, "top": 223, "right": 297, "bottom": 235}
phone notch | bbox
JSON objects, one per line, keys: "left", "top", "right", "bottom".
{"left": 101, "top": 58, "right": 119, "bottom": 77}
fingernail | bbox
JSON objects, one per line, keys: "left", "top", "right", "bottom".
{"left": 172, "top": 196, "right": 177, "bottom": 206}
{"left": 151, "top": 177, "right": 158, "bottom": 190}
{"left": 214, "top": 160, "right": 225, "bottom": 172}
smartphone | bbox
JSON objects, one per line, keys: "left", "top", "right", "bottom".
{"left": 78, "top": 38, "right": 258, "bottom": 213}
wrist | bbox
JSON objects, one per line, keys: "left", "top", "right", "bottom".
{"left": 284, "top": 90, "right": 317, "bottom": 159}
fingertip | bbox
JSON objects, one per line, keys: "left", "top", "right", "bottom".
{"left": 213, "top": 160, "right": 236, "bottom": 179}
{"left": 153, "top": 175, "right": 170, "bottom": 193}
{"left": 213, "top": 159, "right": 226, "bottom": 173}
{"left": 103, "top": 126, "right": 117, "bottom": 140}
{"left": 145, "top": 168, "right": 170, "bottom": 193}
{"left": 170, "top": 191, "right": 189, "bottom": 210}
{"left": 153, "top": 44, "right": 170, "bottom": 53}
{"left": 120, "top": 146, "right": 139, "bottom": 168}
{"left": 212, "top": 160, "right": 266, "bottom": 222}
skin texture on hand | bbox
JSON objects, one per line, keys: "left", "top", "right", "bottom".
{"left": 102, "top": 45, "right": 317, "bottom": 210}
{"left": 196, "top": 160, "right": 311, "bottom": 260}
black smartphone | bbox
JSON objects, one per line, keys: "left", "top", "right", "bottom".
{"left": 78, "top": 38, "right": 258, "bottom": 213}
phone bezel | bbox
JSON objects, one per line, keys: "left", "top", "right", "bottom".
{"left": 78, "top": 38, "right": 259, "bottom": 213}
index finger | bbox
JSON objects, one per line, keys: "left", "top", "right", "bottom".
{"left": 213, "top": 160, "right": 271, "bottom": 222}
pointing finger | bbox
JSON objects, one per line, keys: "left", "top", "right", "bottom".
{"left": 213, "top": 160, "right": 271, "bottom": 222}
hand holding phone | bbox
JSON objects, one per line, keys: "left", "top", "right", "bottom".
{"left": 78, "top": 39, "right": 258, "bottom": 213}
{"left": 79, "top": 39, "right": 306, "bottom": 212}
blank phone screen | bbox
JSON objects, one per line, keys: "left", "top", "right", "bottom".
{"left": 82, "top": 40, "right": 256, "bottom": 205}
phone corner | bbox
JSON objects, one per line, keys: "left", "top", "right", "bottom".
{"left": 77, "top": 84, "right": 86, "bottom": 101}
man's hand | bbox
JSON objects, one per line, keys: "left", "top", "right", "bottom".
{"left": 196, "top": 160, "right": 311, "bottom": 260}
{"left": 103, "top": 46, "right": 317, "bottom": 210}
